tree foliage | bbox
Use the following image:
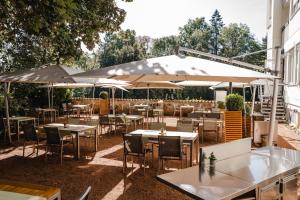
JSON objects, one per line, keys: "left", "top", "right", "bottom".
{"left": 151, "top": 36, "right": 179, "bottom": 57}
{"left": 209, "top": 9, "right": 224, "bottom": 55}
{"left": 98, "top": 29, "right": 147, "bottom": 67}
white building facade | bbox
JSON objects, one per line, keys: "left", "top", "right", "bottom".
{"left": 267, "top": 0, "right": 300, "bottom": 127}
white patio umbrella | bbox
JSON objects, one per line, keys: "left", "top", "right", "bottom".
{"left": 0, "top": 64, "right": 83, "bottom": 144}
{"left": 72, "top": 54, "right": 279, "bottom": 145}
{"left": 176, "top": 80, "right": 220, "bottom": 87}
{"left": 72, "top": 55, "right": 276, "bottom": 83}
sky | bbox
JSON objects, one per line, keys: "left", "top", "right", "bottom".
{"left": 116, "top": 0, "right": 267, "bottom": 41}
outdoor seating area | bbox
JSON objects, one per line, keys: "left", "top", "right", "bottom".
{"left": 2, "top": 1, "right": 300, "bottom": 199}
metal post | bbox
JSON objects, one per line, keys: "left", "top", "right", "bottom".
{"left": 112, "top": 87, "right": 116, "bottom": 116}
{"left": 243, "top": 85, "right": 247, "bottom": 137}
{"left": 4, "top": 82, "right": 12, "bottom": 144}
{"left": 229, "top": 82, "right": 233, "bottom": 94}
{"left": 121, "top": 89, "right": 124, "bottom": 112}
{"left": 251, "top": 85, "right": 257, "bottom": 115}
{"left": 47, "top": 86, "right": 51, "bottom": 108}
{"left": 51, "top": 83, "right": 54, "bottom": 108}
{"left": 268, "top": 47, "right": 281, "bottom": 146}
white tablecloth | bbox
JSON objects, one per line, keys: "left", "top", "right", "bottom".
{"left": 0, "top": 191, "right": 46, "bottom": 200}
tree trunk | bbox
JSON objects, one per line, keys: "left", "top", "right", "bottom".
{"left": 4, "top": 82, "right": 12, "bottom": 144}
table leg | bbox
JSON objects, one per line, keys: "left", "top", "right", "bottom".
{"left": 196, "top": 137, "right": 199, "bottom": 164}
{"left": 76, "top": 133, "right": 80, "bottom": 160}
{"left": 180, "top": 108, "right": 182, "bottom": 119}
{"left": 134, "top": 120, "right": 137, "bottom": 130}
{"left": 94, "top": 129, "right": 97, "bottom": 152}
{"left": 190, "top": 142, "right": 193, "bottom": 166}
{"left": 17, "top": 121, "right": 20, "bottom": 142}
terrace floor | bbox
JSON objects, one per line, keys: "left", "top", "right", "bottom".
{"left": 0, "top": 117, "right": 217, "bottom": 200}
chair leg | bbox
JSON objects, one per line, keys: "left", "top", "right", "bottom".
{"left": 123, "top": 154, "right": 127, "bottom": 173}
{"left": 36, "top": 141, "right": 39, "bottom": 156}
{"left": 23, "top": 141, "right": 26, "bottom": 157}
{"left": 60, "top": 143, "right": 63, "bottom": 165}
{"left": 157, "top": 157, "right": 160, "bottom": 175}
{"left": 45, "top": 146, "right": 48, "bottom": 162}
{"left": 143, "top": 156, "right": 146, "bottom": 175}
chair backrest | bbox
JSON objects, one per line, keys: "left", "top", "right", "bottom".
{"left": 149, "top": 122, "right": 166, "bottom": 130}
{"left": 68, "top": 118, "right": 82, "bottom": 124}
{"left": 199, "top": 137, "right": 252, "bottom": 166}
{"left": 205, "top": 112, "right": 220, "bottom": 119}
{"left": 212, "top": 108, "right": 220, "bottom": 112}
{"left": 99, "top": 116, "right": 110, "bottom": 124}
{"left": 123, "top": 134, "right": 144, "bottom": 155}
{"left": 158, "top": 136, "right": 182, "bottom": 159}
{"left": 78, "top": 186, "right": 92, "bottom": 200}
{"left": 115, "top": 116, "right": 125, "bottom": 124}
{"left": 176, "top": 120, "right": 194, "bottom": 132}
{"left": 44, "top": 127, "right": 61, "bottom": 145}
{"left": 22, "top": 124, "right": 38, "bottom": 141}
{"left": 203, "top": 120, "right": 218, "bottom": 131}
{"left": 84, "top": 119, "right": 99, "bottom": 127}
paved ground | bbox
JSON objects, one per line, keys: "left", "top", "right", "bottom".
{"left": 0, "top": 116, "right": 218, "bottom": 200}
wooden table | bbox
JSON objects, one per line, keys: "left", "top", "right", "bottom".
{"left": 0, "top": 180, "right": 61, "bottom": 200}
{"left": 108, "top": 114, "right": 144, "bottom": 130}
{"left": 72, "top": 104, "right": 90, "bottom": 117}
{"left": 179, "top": 105, "right": 194, "bottom": 118}
{"left": 36, "top": 108, "right": 57, "bottom": 123}
{"left": 44, "top": 123, "right": 97, "bottom": 160}
{"left": 128, "top": 129, "right": 199, "bottom": 166}
{"left": 3, "top": 116, "right": 36, "bottom": 141}
{"left": 153, "top": 108, "right": 164, "bottom": 122}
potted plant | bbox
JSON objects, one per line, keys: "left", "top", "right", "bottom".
{"left": 217, "top": 101, "right": 225, "bottom": 111}
{"left": 224, "top": 94, "right": 244, "bottom": 142}
{"left": 99, "top": 91, "right": 109, "bottom": 115}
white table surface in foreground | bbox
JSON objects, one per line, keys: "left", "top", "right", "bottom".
{"left": 129, "top": 129, "right": 198, "bottom": 141}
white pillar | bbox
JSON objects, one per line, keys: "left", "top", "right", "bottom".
{"left": 251, "top": 85, "right": 257, "bottom": 115}
{"left": 112, "top": 87, "right": 116, "bottom": 116}
{"left": 268, "top": 47, "right": 281, "bottom": 146}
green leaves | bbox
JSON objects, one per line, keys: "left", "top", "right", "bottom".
{"left": 225, "top": 93, "right": 244, "bottom": 111}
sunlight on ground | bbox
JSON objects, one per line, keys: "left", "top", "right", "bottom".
{"left": 88, "top": 143, "right": 140, "bottom": 200}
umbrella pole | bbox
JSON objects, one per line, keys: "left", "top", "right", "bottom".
{"left": 47, "top": 86, "right": 51, "bottom": 108}
{"left": 4, "top": 82, "right": 12, "bottom": 144}
{"left": 92, "top": 84, "right": 95, "bottom": 115}
{"left": 51, "top": 83, "right": 54, "bottom": 109}
{"left": 112, "top": 87, "right": 116, "bottom": 116}
{"left": 243, "top": 85, "right": 247, "bottom": 137}
{"left": 251, "top": 85, "right": 257, "bottom": 115}
{"left": 121, "top": 90, "right": 124, "bottom": 112}
{"left": 229, "top": 82, "right": 233, "bottom": 94}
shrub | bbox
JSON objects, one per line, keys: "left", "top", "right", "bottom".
{"left": 99, "top": 91, "right": 108, "bottom": 99}
{"left": 244, "top": 104, "right": 251, "bottom": 116}
{"left": 225, "top": 94, "right": 244, "bottom": 111}
{"left": 217, "top": 101, "right": 225, "bottom": 109}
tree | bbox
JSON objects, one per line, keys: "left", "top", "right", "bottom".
{"left": 220, "top": 23, "right": 265, "bottom": 66}
{"left": 0, "top": 0, "right": 131, "bottom": 66}
{"left": 98, "top": 29, "right": 147, "bottom": 67}
{"left": 178, "top": 17, "right": 211, "bottom": 52}
{"left": 209, "top": 10, "right": 224, "bottom": 55}
{"left": 151, "top": 36, "right": 179, "bottom": 57}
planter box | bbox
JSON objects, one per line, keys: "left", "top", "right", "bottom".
{"left": 224, "top": 111, "right": 243, "bottom": 142}
{"left": 99, "top": 99, "right": 109, "bottom": 115}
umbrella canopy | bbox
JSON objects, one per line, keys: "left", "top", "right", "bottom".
{"left": 0, "top": 64, "right": 83, "bottom": 83}
{"left": 127, "top": 81, "right": 182, "bottom": 89}
{"left": 210, "top": 79, "right": 275, "bottom": 90}
{"left": 176, "top": 80, "right": 220, "bottom": 87}
{"left": 72, "top": 55, "right": 277, "bottom": 82}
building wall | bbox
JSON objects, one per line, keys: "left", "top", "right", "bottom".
{"left": 267, "top": 0, "right": 300, "bottom": 127}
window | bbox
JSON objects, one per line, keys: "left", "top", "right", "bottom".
{"left": 292, "top": 0, "right": 300, "bottom": 17}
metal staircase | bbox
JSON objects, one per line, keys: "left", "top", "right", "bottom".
{"left": 261, "top": 95, "right": 286, "bottom": 123}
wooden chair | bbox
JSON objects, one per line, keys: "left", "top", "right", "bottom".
{"left": 173, "top": 103, "right": 180, "bottom": 117}
{"left": 114, "top": 116, "right": 131, "bottom": 135}
{"left": 44, "top": 127, "right": 75, "bottom": 164}
{"left": 99, "top": 115, "right": 113, "bottom": 134}
{"left": 203, "top": 119, "right": 219, "bottom": 143}
{"left": 123, "top": 134, "right": 148, "bottom": 175}
{"left": 176, "top": 119, "right": 194, "bottom": 132}
{"left": 148, "top": 122, "right": 166, "bottom": 130}
{"left": 158, "top": 136, "right": 187, "bottom": 174}
{"left": 22, "top": 124, "right": 40, "bottom": 157}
